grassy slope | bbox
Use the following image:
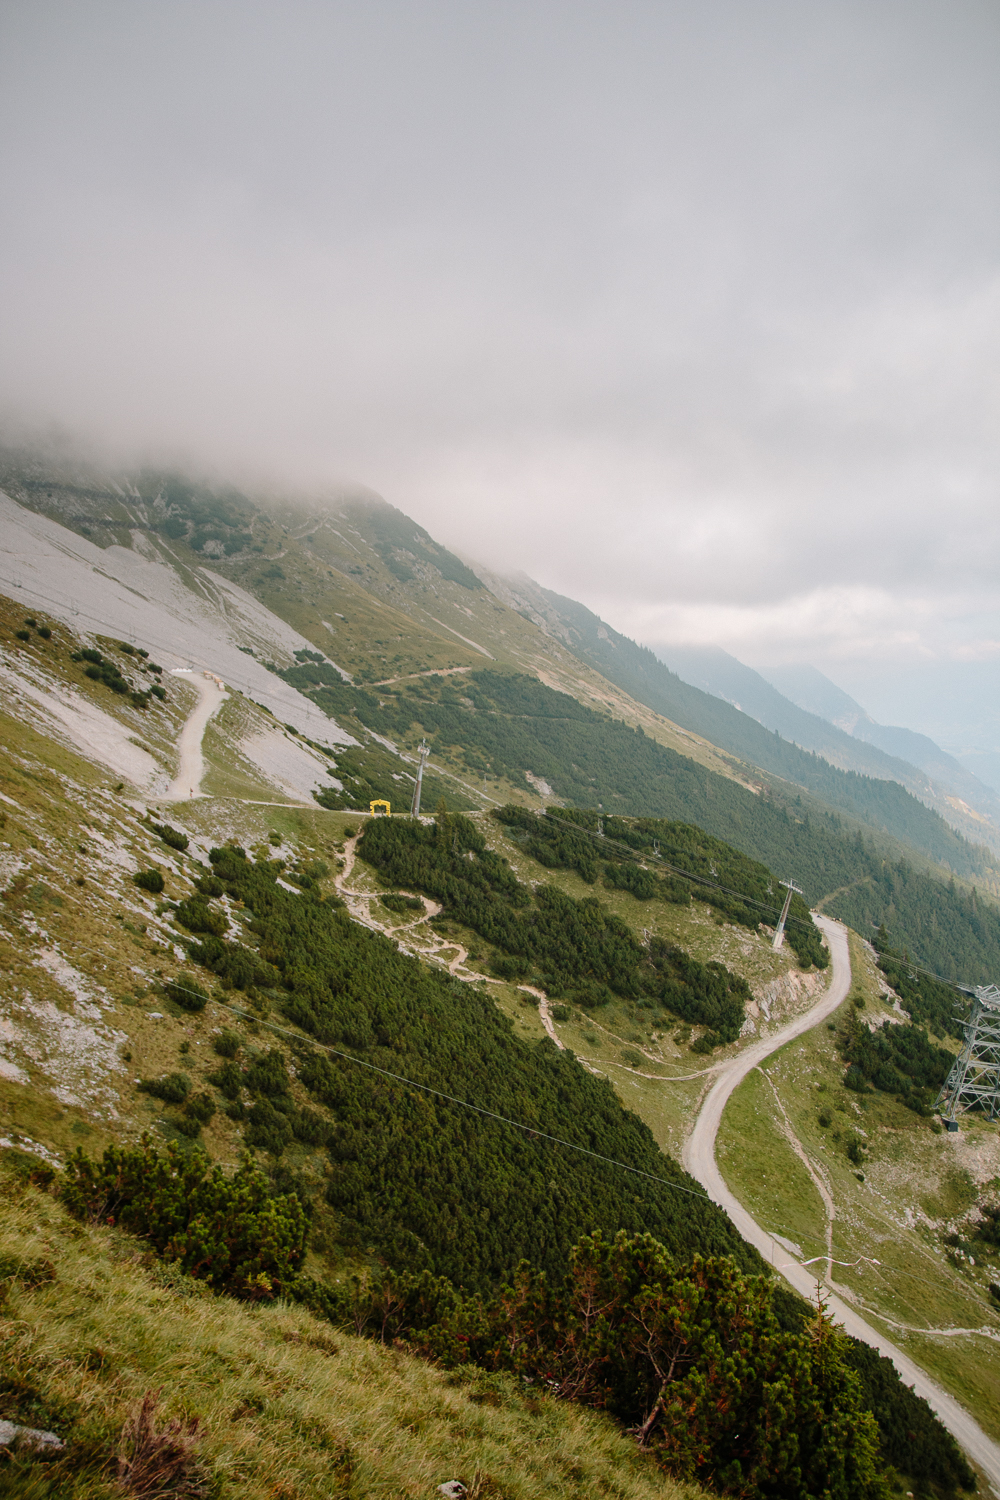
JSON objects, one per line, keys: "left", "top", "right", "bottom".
{"left": 0, "top": 606, "right": 996, "bottom": 1476}
{"left": 715, "top": 931, "right": 1000, "bottom": 1442}
{"left": 0, "top": 1163, "right": 698, "bottom": 1500}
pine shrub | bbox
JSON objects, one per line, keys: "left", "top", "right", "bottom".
{"left": 212, "top": 1028, "right": 241, "bottom": 1058}
{"left": 152, "top": 821, "right": 189, "bottom": 852}
{"left": 61, "top": 1136, "right": 308, "bottom": 1298}
{"left": 165, "top": 976, "right": 209, "bottom": 1013}
{"left": 137, "top": 1072, "right": 191, "bottom": 1104}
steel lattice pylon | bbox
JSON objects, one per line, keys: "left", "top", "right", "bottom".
{"left": 936, "top": 984, "right": 1000, "bottom": 1128}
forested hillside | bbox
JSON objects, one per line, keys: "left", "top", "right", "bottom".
{"left": 183, "top": 842, "right": 755, "bottom": 1290}
{"left": 506, "top": 588, "right": 1000, "bottom": 878}
{"left": 286, "top": 664, "right": 1000, "bottom": 981}
{"left": 139, "top": 839, "right": 977, "bottom": 1500}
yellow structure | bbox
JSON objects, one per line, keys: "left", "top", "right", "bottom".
{"left": 369, "top": 799, "right": 391, "bottom": 817}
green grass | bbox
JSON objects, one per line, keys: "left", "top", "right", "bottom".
{"left": 0, "top": 1160, "right": 701, "bottom": 1500}
{"left": 714, "top": 931, "right": 1000, "bottom": 1442}
{"left": 716, "top": 1067, "right": 829, "bottom": 1258}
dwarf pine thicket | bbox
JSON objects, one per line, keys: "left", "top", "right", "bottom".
{"left": 357, "top": 809, "right": 755, "bottom": 1042}
{"left": 286, "top": 664, "right": 1000, "bottom": 981}
{"left": 494, "top": 803, "right": 828, "bottom": 969}
{"left": 52, "top": 1137, "right": 976, "bottom": 1500}
{"left": 194, "top": 840, "right": 752, "bottom": 1285}
{"left": 45, "top": 835, "right": 977, "bottom": 1500}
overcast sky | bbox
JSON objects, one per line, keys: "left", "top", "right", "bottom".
{"left": 2, "top": 2, "right": 999, "bottom": 744}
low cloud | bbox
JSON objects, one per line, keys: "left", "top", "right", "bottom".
{"left": 2, "top": 1, "right": 999, "bottom": 739}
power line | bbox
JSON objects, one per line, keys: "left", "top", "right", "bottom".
{"left": 164, "top": 989, "right": 718, "bottom": 1206}
{"left": 532, "top": 813, "right": 820, "bottom": 933}
{"left": 162, "top": 985, "right": 1000, "bottom": 1323}
{"left": 866, "top": 936, "right": 973, "bottom": 997}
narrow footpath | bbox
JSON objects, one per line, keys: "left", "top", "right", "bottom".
{"left": 683, "top": 915, "right": 1000, "bottom": 1495}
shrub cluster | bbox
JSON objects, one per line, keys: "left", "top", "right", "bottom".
{"left": 73, "top": 646, "right": 130, "bottom": 694}
{"left": 180, "top": 841, "right": 753, "bottom": 1290}
{"left": 68, "top": 643, "right": 165, "bottom": 708}
{"left": 15, "top": 617, "right": 52, "bottom": 642}
{"left": 137, "top": 1072, "right": 191, "bottom": 1104}
{"left": 839, "top": 1008, "right": 953, "bottom": 1114}
{"left": 151, "top": 820, "right": 189, "bottom": 852}
{"left": 381, "top": 891, "right": 423, "bottom": 913}
{"left": 175, "top": 895, "right": 228, "bottom": 938}
{"left": 212, "top": 1028, "right": 241, "bottom": 1058}
{"left": 61, "top": 1137, "right": 307, "bottom": 1298}
{"left": 165, "top": 975, "right": 209, "bottom": 1012}
{"left": 317, "top": 1233, "right": 890, "bottom": 1500}
{"left": 497, "top": 805, "right": 828, "bottom": 970}
{"left": 358, "top": 810, "right": 751, "bottom": 1040}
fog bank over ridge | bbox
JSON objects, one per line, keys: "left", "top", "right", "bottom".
{"left": 2, "top": 2, "right": 999, "bottom": 745}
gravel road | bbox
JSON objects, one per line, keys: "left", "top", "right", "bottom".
{"left": 682, "top": 914, "right": 1000, "bottom": 1495}
{"left": 164, "top": 669, "right": 226, "bottom": 800}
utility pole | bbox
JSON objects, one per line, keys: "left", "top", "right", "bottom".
{"left": 772, "top": 880, "right": 803, "bottom": 951}
{"left": 936, "top": 985, "right": 1000, "bottom": 1130}
{"left": 410, "top": 741, "right": 430, "bottom": 818}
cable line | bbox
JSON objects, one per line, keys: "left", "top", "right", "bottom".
{"left": 164, "top": 989, "right": 718, "bottom": 1205}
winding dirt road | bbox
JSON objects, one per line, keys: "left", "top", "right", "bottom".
{"left": 164, "top": 669, "right": 227, "bottom": 800}
{"left": 683, "top": 914, "right": 1000, "bottom": 1494}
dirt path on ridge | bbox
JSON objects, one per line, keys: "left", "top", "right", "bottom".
{"left": 333, "top": 830, "right": 471, "bottom": 974}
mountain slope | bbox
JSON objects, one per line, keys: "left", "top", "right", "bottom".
{"left": 0, "top": 607, "right": 987, "bottom": 1494}
{"left": 765, "top": 662, "right": 1000, "bottom": 821}
{"left": 472, "top": 567, "right": 1000, "bottom": 883}
{"left": 5, "top": 450, "right": 1000, "bottom": 976}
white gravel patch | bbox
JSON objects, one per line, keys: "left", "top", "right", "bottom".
{"left": 34, "top": 948, "right": 110, "bottom": 1017}
{"left": 240, "top": 727, "right": 333, "bottom": 801}
{"left": 0, "top": 1134, "right": 61, "bottom": 1165}
{"left": 12, "top": 991, "right": 126, "bottom": 1118}
{"left": 0, "top": 490, "right": 355, "bottom": 744}
{"left": 0, "top": 656, "right": 168, "bottom": 792}
{"left": 0, "top": 852, "right": 26, "bottom": 892}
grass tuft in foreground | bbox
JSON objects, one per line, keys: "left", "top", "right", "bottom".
{"left": 0, "top": 1155, "right": 699, "bottom": 1500}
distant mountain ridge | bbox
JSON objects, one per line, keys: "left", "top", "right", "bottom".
{"left": 658, "top": 647, "right": 1000, "bottom": 837}
{"left": 763, "top": 662, "right": 1000, "bottom": 805}
{"left": 473, "top": 566, "right": 1000, "bottom": 864}
{"left": 6, "top": 445, "right": 1000, "bottom": 954}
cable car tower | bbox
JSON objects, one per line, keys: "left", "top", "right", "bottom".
{"left": 771, "top": 880, "right": 803, "bottom": 951}
{"left": 410, "top": 741, "right": 430, "bottom": 818}
{"left": 936, "top": 985, "right": 1000, "bottom": 1130}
